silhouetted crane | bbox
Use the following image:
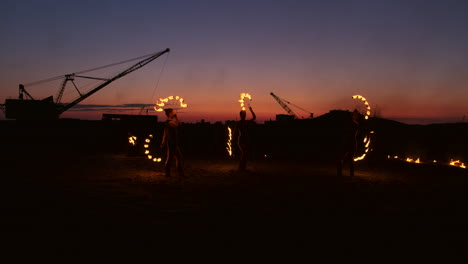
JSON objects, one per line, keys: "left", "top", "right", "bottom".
{"left": 270, "top": 92, "right": 313, "bottom": 119}
{"left": 1, "top": 48, "right": 170, "bottom": 120}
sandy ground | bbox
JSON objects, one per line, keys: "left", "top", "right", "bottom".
{"left": 1, "top": 146, "right": 467, "bottom": 262}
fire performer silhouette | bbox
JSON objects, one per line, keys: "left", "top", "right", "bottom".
{"left": 337, "top": 109, "right": 361, "bottom": 177}
{"left": 234, "top": 106, "right": 256, "bottom": 171}
{"left": 161, "top": 108, "right": 184, "bottom": 177}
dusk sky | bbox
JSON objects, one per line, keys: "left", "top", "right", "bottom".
{"left": 1, "top": 0, "right": 468, "bottom": 124}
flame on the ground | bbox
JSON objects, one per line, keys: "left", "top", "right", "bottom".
{"left": 405, "top": 157, "right": 421, "bottom": 163}
{"left": 239, "top": 93, "right": 252, "bottom": 111}
{"left": 450, "top": 159, "right": 466, "bottom": 169}
{"left": 388, "top": 155, "right": 465, "bottom": 169}
{"left": 226, "top": 126, "right": 233, "bottom": 156}
{"left": 154, "top": 95, "right": 188, "bottom": 112}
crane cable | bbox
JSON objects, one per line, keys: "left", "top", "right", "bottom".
{"left": 139, "top": 51, "right": 170, "bottom": 115}
{"left": 278, "top": 95, "right": 312, "bottom": 117}
{"left": 23, "top": 51, "right": 165, "bottom": 87}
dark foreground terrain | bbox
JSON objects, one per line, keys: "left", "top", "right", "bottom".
{"left": 0, "top": 119, "right": 466, "bottom": 262}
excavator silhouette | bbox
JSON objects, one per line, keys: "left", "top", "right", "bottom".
{"left": 0, "top": 48, "right": 170, "bottom": 120}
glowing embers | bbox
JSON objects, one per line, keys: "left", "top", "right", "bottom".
{"left": 143, "top": 134, "right": 162, "bottom": 162}
{"left": 154, "top": 95, "right": 188, "bottom": 112}
{"left": 226, "top": 126, "right": 233, "bottom": 156}
{"left": 238, "top": 93, "right": 252, "bottom": 111}
{"left": 352, "top": 95, "right": 371, "bottom": 120}
{"left": 450, "top": 159, "right": 466, "bottom": 169}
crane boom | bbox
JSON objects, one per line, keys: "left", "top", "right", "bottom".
{"left": 270, "top": 92, "right": 298, "bottom": 118}
{"left": 58, "top": 48, "right": 170, "bottom": 114}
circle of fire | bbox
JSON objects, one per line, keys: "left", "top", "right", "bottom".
{"left": 352, "top": 94, "right": 372, "bottom": 162}
{"left": 143, "top": 134, "right": 162, "bottom": 162}
{"left": 352, "top": 95, "right": 371, "bottom": 120}
{"left": 128, "top": 134, "right": 162, "bottom": 162}
{"left": 238, "top": 93, "right": 252, "bottom": 111}
{"left": 154, "top": 95, "right": 188, "bottom": 112}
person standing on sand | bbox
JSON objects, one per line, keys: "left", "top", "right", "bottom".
{"left": 161, "top": 108, "right": 184, "bottom": 177}
{"left": 234, "top": 106, "right": 256, "bottom": 171}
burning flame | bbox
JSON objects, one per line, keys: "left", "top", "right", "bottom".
{"left": 450, "top": 159, "right": 466, "bottom": 169}
{"left": 354, "top": 154, "right": 366, "bottom": 161}
{"left": 352, "top": 94, "right": 371, "bottom": 120}
{"left": 226, "top": 126, "right": 233, "bottom": 156}
{"left": 143, "top": 134, "right": 162, "bottom": 163}
{"left": 128, "top": 136, "right": 137, "bottom": 146}
{"left": 154, "top": 95, "right": 188, "bottom": 112}
{"left": 239, "top": 93, "right": 252, "bottom": 111}
{"left": 353, "top": 135, "right": 371, "bottom": 162}
{"left": 388, "top": 155, "right": 466, "bottom": 169}
{"left": 352, "top": 94, "right": 372, "bottom": 162}
{"left": 405, "top": 157, "right": 420, "bottom": 163}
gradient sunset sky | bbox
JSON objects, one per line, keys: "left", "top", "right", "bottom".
{"left": 1, "top": 0, "right": 468, "bottom": 124}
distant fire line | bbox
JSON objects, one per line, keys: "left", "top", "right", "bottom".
{"left": 387, "top": 155, "right": 466, "bottom": 169}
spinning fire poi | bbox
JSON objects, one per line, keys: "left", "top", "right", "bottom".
{"left": 352, "top": 95, "right": 371, "bottom": 120}
{"left": 226, "top": 93, "right": 253, "bottom": 156}
{"left": 238, "top": 93, "right": 252, "bottom": 111}
{"left": 144, "top": 134, "right": 162, "bottom": 162}
{"left": 226, "top": 126, "right": 233, "bottom": 156}
{"left": 127, "top": 134, "right": 162, "bottom": 162}
{"left": 154, "top": 95, "right": 188, "bottom": 112}
{"left": 352, "top": 94, "right": 372, "bottom": 162}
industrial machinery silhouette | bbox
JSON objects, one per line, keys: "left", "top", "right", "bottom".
{"left": 270, "top": 92, "right": 313, "bottom": 120}
{"left": 1, "top": 48, "right": 170, "bottom": 120}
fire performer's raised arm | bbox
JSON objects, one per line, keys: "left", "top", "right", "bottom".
{"left": 248, "top": 106, "right": 256, "bottom": 121}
